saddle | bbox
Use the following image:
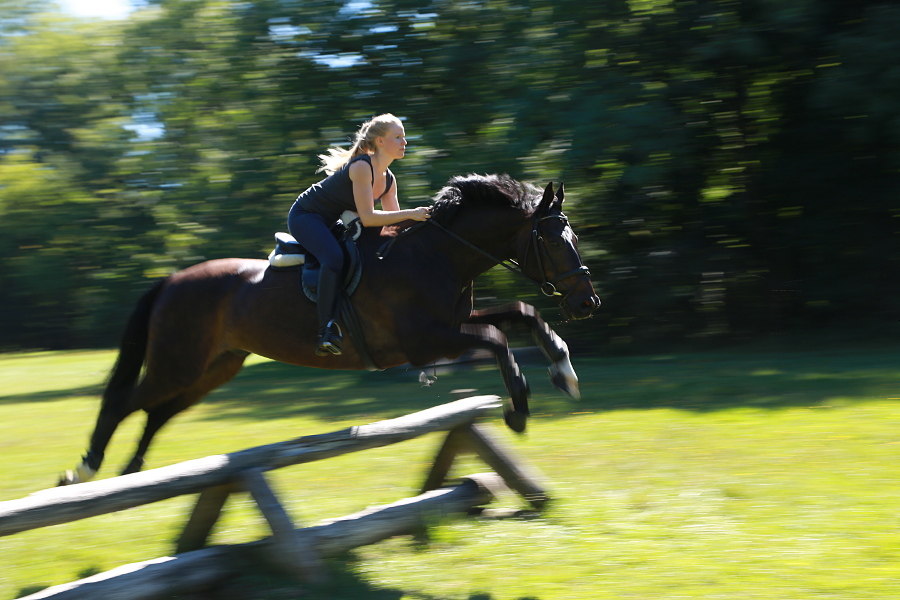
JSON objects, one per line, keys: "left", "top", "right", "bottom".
{"left": 267, "top": 211, "right": 380, "bottom": 371}
{"left": 268, "top": 210, "right": 364, "bottom": 302}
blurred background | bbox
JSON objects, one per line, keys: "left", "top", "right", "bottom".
{"left": 1, "top": 0, "right": 898, "bottom": 352}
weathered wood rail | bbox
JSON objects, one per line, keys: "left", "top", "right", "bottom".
{"left": 3, "top": 395, "right": 551, "bottom": 599}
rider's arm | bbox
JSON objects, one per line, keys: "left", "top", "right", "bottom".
{"left": 350, "top": 160, "right": 428, "bottom": 227}
{"left": 380, "top": 175, "right": 400, "bottom": 212}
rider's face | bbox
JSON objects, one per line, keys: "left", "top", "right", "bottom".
{"left": 378, "top": 124, "right": 407, "bottom": 160}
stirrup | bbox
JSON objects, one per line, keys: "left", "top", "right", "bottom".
{"left": 315, "top": 320, "right": 343, "bottom": 356}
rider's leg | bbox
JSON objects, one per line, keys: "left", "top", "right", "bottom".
{"left": 314, "top": 264, "right": 343, "bottom": 356}
{"left": 287, "top": 210, "right": 344, "bottom": 356}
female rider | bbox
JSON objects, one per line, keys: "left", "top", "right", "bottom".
{"left": 288, "top": 114, "right": 431, "bottom": 356}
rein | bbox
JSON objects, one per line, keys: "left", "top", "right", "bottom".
{"left": 426, "top": 218, "right": 528, "bottom": 280}
{"left": 377, "top": 215, "right": 590, "bottom": 300}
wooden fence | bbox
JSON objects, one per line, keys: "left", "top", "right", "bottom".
{"left": 1, "top": 395, "right": 551, "bottom": 599}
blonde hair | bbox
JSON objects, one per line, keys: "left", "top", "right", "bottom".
{"left": 317, "top": 113, "right": 403, "bottom": 175}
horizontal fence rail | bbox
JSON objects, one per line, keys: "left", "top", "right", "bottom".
{"left": 0, "top": 395, "right": 502, "bottom": 537}
{"left": 5, "top": 394, "right": 552, "bottom": 597}
{"left": 19, "top": 474, "right": 501, "bottom": 600}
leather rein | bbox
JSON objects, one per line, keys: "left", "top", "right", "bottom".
{"left": 401, "top": 213, "right": 591, "bottom": 301}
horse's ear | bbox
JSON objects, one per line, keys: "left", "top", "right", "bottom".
{"left": 538, "top": 182, "right": 555, "bottom": 215}
{"left": 555, "top": 182, "right": 565, "bottom": 205}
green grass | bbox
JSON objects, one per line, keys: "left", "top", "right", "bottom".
{"left": 2, "top": 345, "right": 900, "bottom": 599}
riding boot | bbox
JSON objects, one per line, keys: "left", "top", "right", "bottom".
{"left": 314, "top": 266, "right": 343, "bottom": 356}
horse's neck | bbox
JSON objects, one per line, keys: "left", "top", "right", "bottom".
{"left": 360, "top": 210, "right": 525, "bottom": 281}
{"left": 441, "top": 211, "right": 524, "bottom": 278}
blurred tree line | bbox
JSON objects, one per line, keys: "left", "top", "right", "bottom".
{"left": 1, "top": 0, "right": 898, "bottom": 351}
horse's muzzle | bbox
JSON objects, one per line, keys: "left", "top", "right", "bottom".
{"left": 561, "top": 292, "right": 601, "bottom": 320}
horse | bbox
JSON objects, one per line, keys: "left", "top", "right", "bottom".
{"left": 59, "top": 174, "right": 600, "bottom": 485}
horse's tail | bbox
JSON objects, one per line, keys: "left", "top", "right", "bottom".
{"left": 100, "top": 278, "right": 167, "bottom": 413}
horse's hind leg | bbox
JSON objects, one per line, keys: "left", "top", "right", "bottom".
{"left": 120, "top": 398, "right": 191, "bottom": 475}
{"left": 86, "top": 402, "right": 137, "bottom": 472}
{"left": 467, "top": 301, "right": 580, "bottom": 399}
{"left": 59, "top": 401, "right": 138, "bottom": 485}
{"left": 120, "top": 351, "right": 247, "bottom": 475}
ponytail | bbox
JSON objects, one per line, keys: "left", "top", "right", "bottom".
{"left": 317, "top": 113, "right": 402, "bottom": 175}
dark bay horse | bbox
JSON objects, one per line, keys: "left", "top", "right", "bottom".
{"left": 60, "top": 174, "right": 599, "bottom": 484}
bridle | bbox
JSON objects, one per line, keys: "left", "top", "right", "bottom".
{"left": 418, "top": 212, "right": 592, "bottom": 301}
{"left": 526, "top": 214, "right": 592, "bottom": 300}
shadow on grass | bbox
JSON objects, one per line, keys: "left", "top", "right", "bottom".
{"left": 195, "top": 359, "right": 513, "bottom": 424}
{"left": 18, "top": 558, "right": 541, "bottom": 600}
{"left": 15, "top": 586, "right": 47, "bottom": 598}
{"left": 177, "top": 555, "right": 541, "bottom": 600}
{"left": 2, "top": 346, "right": 898, "bottom": 424}
{"left": 196, "top": 346, "right": 900, "bottom": 425}
{"left": 15, "top": 566, "right": 104, "bottom": 599}
{"left": 0, "top": 384, "right": 101, "bottom": 406}
{"left": 562, "top": 347, "right": 900, "bottom": 415}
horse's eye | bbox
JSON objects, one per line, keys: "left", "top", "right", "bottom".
{"left": 550, "top": 238, "right": 562, "bottom": 247}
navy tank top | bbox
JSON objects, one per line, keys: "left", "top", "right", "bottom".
{"left": 294, "top": 155, "right": 394, "bottom": 223}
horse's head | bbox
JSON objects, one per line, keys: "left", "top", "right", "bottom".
{"left": 518, "top": 182, "right": 601, "bottom": 321}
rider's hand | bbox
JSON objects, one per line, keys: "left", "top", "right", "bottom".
{"left": 410, "top": 206, "right": 431, "bottom": 221}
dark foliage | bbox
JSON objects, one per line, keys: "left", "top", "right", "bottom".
{"left": 1, "top": 0, "right": 899, "bottom": 350}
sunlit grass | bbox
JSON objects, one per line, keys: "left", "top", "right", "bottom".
{"left": 1, "top": 345, "right": 900, "bottom": 598}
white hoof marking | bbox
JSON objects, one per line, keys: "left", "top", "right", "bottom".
{"left": 63, "top": 461, "right": 97, "bottom": 485}
{"left": 550, "top": 358, "right": 580, "bottom": 399}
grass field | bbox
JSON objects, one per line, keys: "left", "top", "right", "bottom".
{"left": 1, "top": 343, "right": 900, "bottom": 599}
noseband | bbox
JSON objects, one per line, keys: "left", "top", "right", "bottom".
{"left": 526, "top": 215, "right": 592, "bottom": 300}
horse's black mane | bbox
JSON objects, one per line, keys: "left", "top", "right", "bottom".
{"left": 430, "top": 174, "right": 539, "bottom": 226}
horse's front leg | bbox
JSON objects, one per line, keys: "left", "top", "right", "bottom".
{"left": 412, "top": 323, "right": 530, "bottom": 433}
{"left": 462, "top": 323, "right": 530, "bottom": 432}
{"left": 467, "top": 301, "right": 580, "bottom": 400}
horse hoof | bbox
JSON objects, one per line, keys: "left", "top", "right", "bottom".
{"left": 121, "top": 458, "right": 145, "bottom": 476}
{"left": 504, "top": 409, "right": 528, "bottom": 434}
{"left": 58, "top": 460, "right": 97, "bottom": 486}
{"left": 58, "top": 470, "right": 78, "bottom": 486}
{"left": 548, "top": 364, "right": 580, "bottom": 400}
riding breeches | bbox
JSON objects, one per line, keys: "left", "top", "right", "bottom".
{"left": 287, "top": 208, "right": 343, "bottom": 277}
